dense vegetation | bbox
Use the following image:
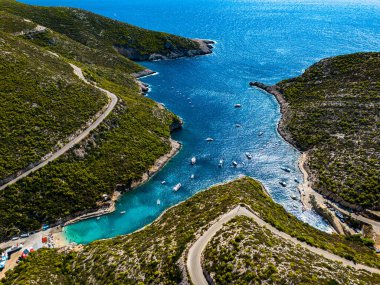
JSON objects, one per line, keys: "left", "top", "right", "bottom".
{"left": 276, "top": 53, "right": 380, "bottom": 210}
{"left": 1, "top": 178, "right": 379, "bottom": 284}
{"left": 0, "top": 22, "right": 107, "bottom": 180}
{"left": 0, "top": 1, "right": 201, "bottom": 240}
{"left": 204, "top": 216, "right": 379, "bottom": 284}
{"left": 0, "top": 0, "right": 205, "bottom": 61}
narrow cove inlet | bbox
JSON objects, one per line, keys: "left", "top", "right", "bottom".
{"left": 17, "top": 0, "right": 380, "bottom": 244}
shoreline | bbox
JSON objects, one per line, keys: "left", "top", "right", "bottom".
{"left": 63, "top": 67, "right": 182, "bottom": 227}
{"left": 63, "top": 138, "right": 181, "bottom": 228}
{"left": 0, "top": 65, "right": 184, "bottom": 277}
{"left": 0, "top": 138, "right": 182, "bottom": 256}
{"left": 249, "top": 81, "right": 379, "bottom": 237}
{"left": 249, "top": 82, "right": 349, "bottom": 234}
{"left": 93, "top": 176, "right": 250, "bottom": 245}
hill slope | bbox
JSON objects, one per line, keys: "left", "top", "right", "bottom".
{"left": 0, "top": 24, "right": 107, "bottom": 182}
{"left": 204, "top": 216, "right": 377, "bottom": 284}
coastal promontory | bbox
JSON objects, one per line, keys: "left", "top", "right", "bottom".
{"left": 251, "top": 52, "right": 380, "bottom": 211}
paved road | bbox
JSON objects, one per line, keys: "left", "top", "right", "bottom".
{"left": 0, "top": 63, "right": 117, "bottom": 191}
{"left": 187, "top": 206, "right": 380, "bottom": 285}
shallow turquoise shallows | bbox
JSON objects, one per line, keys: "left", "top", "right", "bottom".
{"left": 22, "top": 0, "right": 380, "bottom": 244}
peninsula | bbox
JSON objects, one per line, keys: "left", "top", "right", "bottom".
{"left": 250, "top": 52, "right": 379, "bottom": 212}
{"left": 0, "top": 0, "right": 213, "bottom": 242}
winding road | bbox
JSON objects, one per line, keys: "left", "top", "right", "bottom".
{"left": 0, "top": 63, "right": 118, "bottom": 191}
{"left": 187, "top": 205, "right": 380, "bottom": 285}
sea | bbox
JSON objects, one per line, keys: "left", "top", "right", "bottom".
{"left": 22, "top": 0, "right": 380, "bottom": 244}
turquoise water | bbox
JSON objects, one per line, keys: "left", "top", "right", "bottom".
{"left": 23, "top": 0, "right": 380, "bottom": 244}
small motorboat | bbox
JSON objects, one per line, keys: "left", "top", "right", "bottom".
{"left": 245, "top": 152, "right": 252, "bottom": 159}
{"left": 206, "top": 137, "right": 214, "bottom": 142}
{"left": 234, "top": 104, "right": 242, "bottom": 108}
{"left": 235, "top": 124, "right": 241, "bottom": 128}
{"left": 232, "top": 161, "right": 238, "bottom": 167}
{"left": 191, "top": 157, "right": 196, "bottom": 165}
{"left": 173, "top": 183, "right": 182, "bottom": 192}
{"left": 157, "top": 199, "right": 161, "bottom": 205}
{"left": 161, "top": 180, "right": 166, "bottom": 184}
{"left": 96, "top": 217, "right": 100, "bottom": 220}
{"left": 279, "top": 181, "right": 287, "bottom": 187}
{"left": 294, "top": 178, "right": 299, "bottom": 183}
{"left": 281, "top": 167, "right": 291, "bottom": 173}
{"left": 218, "top": 159, "right": 224, "bottom": 167}
{"left": 120, "top": 211, "right": 126, "bottom": 214}
{"left": 291, "top": 195, "right": 298, "bottom": 200}
{"left": 190, "top": 174, "right": 195, "bottom": 179}
{"left": 259, "top": 131, "right": 264, "bottom": 136}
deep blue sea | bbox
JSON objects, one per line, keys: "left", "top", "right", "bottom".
{"left": 22, "top": 0, "right": 380, "bottom": 244}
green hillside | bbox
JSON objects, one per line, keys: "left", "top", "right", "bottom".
{"left": 275, "top": 53, "right": 380, "bottom": 210}
{"left": 204, "top": 216, "right": 377, "bottom": 284}
{"left": 0, "top": 27, "right": 107, "bottom": 181}
{"left": 1, "top": 0, "right": 210, "bottom": 61}
{"left": 1, "top": 178, "right": 378, "bottom": 284}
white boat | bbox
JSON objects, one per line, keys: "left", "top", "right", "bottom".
{"left": 234, "top": 104, "right": 241, "bottom": 108}
{"left": 245, "top": 152, "right": 252, "bottom": 159}
{"left": 173, "top": 183, "right": 182, "bottom": 191}
{"left": 190, "top": 174, "right": 195, "bottom": 179}
{"left": 161, "top": 180, "right": 166, "bottom": 184}
{"left": 259, "top": 131, "right": 264, "bottom": 136}
{"left": 120, "top": 211, "right": 126, "bottom": 214}
{"left": 218, "top": 159, "right": 224, "bottom": 167}
{"left": 232, "top": 161, "right": 238, "bottom": 167}
{"left": 281, "top": 167, "right": 291, "bottom": 173}
{"left": 235, "top": 124, "right": 241, "bottom": 128}
{"left": 157, "top": 199, "right": 161, "bottom": 205}
{"left": 191, "top": 157, "right": 196, "bottom": 165}
{"left": 291, "top": 195, "right": 298, "bottom": 200}
{"left": 279, "top": 181, "right": 287, "bottom": 187}
{"left": 206, "top": 137, "right": 214, "bottom": 142}
{"left": 96, "top": 217, "right": 100, "bottom": 220}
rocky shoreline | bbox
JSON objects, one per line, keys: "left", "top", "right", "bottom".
{"left": 249, "top": 81, "right": 380, "bottom": 237}
{"left": 115, "top": 39, "right": 215, "bottom": 61}
{"left": 249, "top": 81, "right": 349, "bottom": 233}
{"left": 249, "top": 82, "right": 295, "bottom": 147}
{"left": 55, "top": 39, "right": 214, "bottom": 231}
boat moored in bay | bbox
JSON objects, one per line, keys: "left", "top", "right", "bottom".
{"left": 173, "top": 183, "right": 182, "bottom": 191}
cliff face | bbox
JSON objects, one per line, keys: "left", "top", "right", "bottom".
{"left": 114, "top": 39, "right": 214, "bottom": 61}
{"left": 251, "top": 52, "right": 380, "bottom": 211}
